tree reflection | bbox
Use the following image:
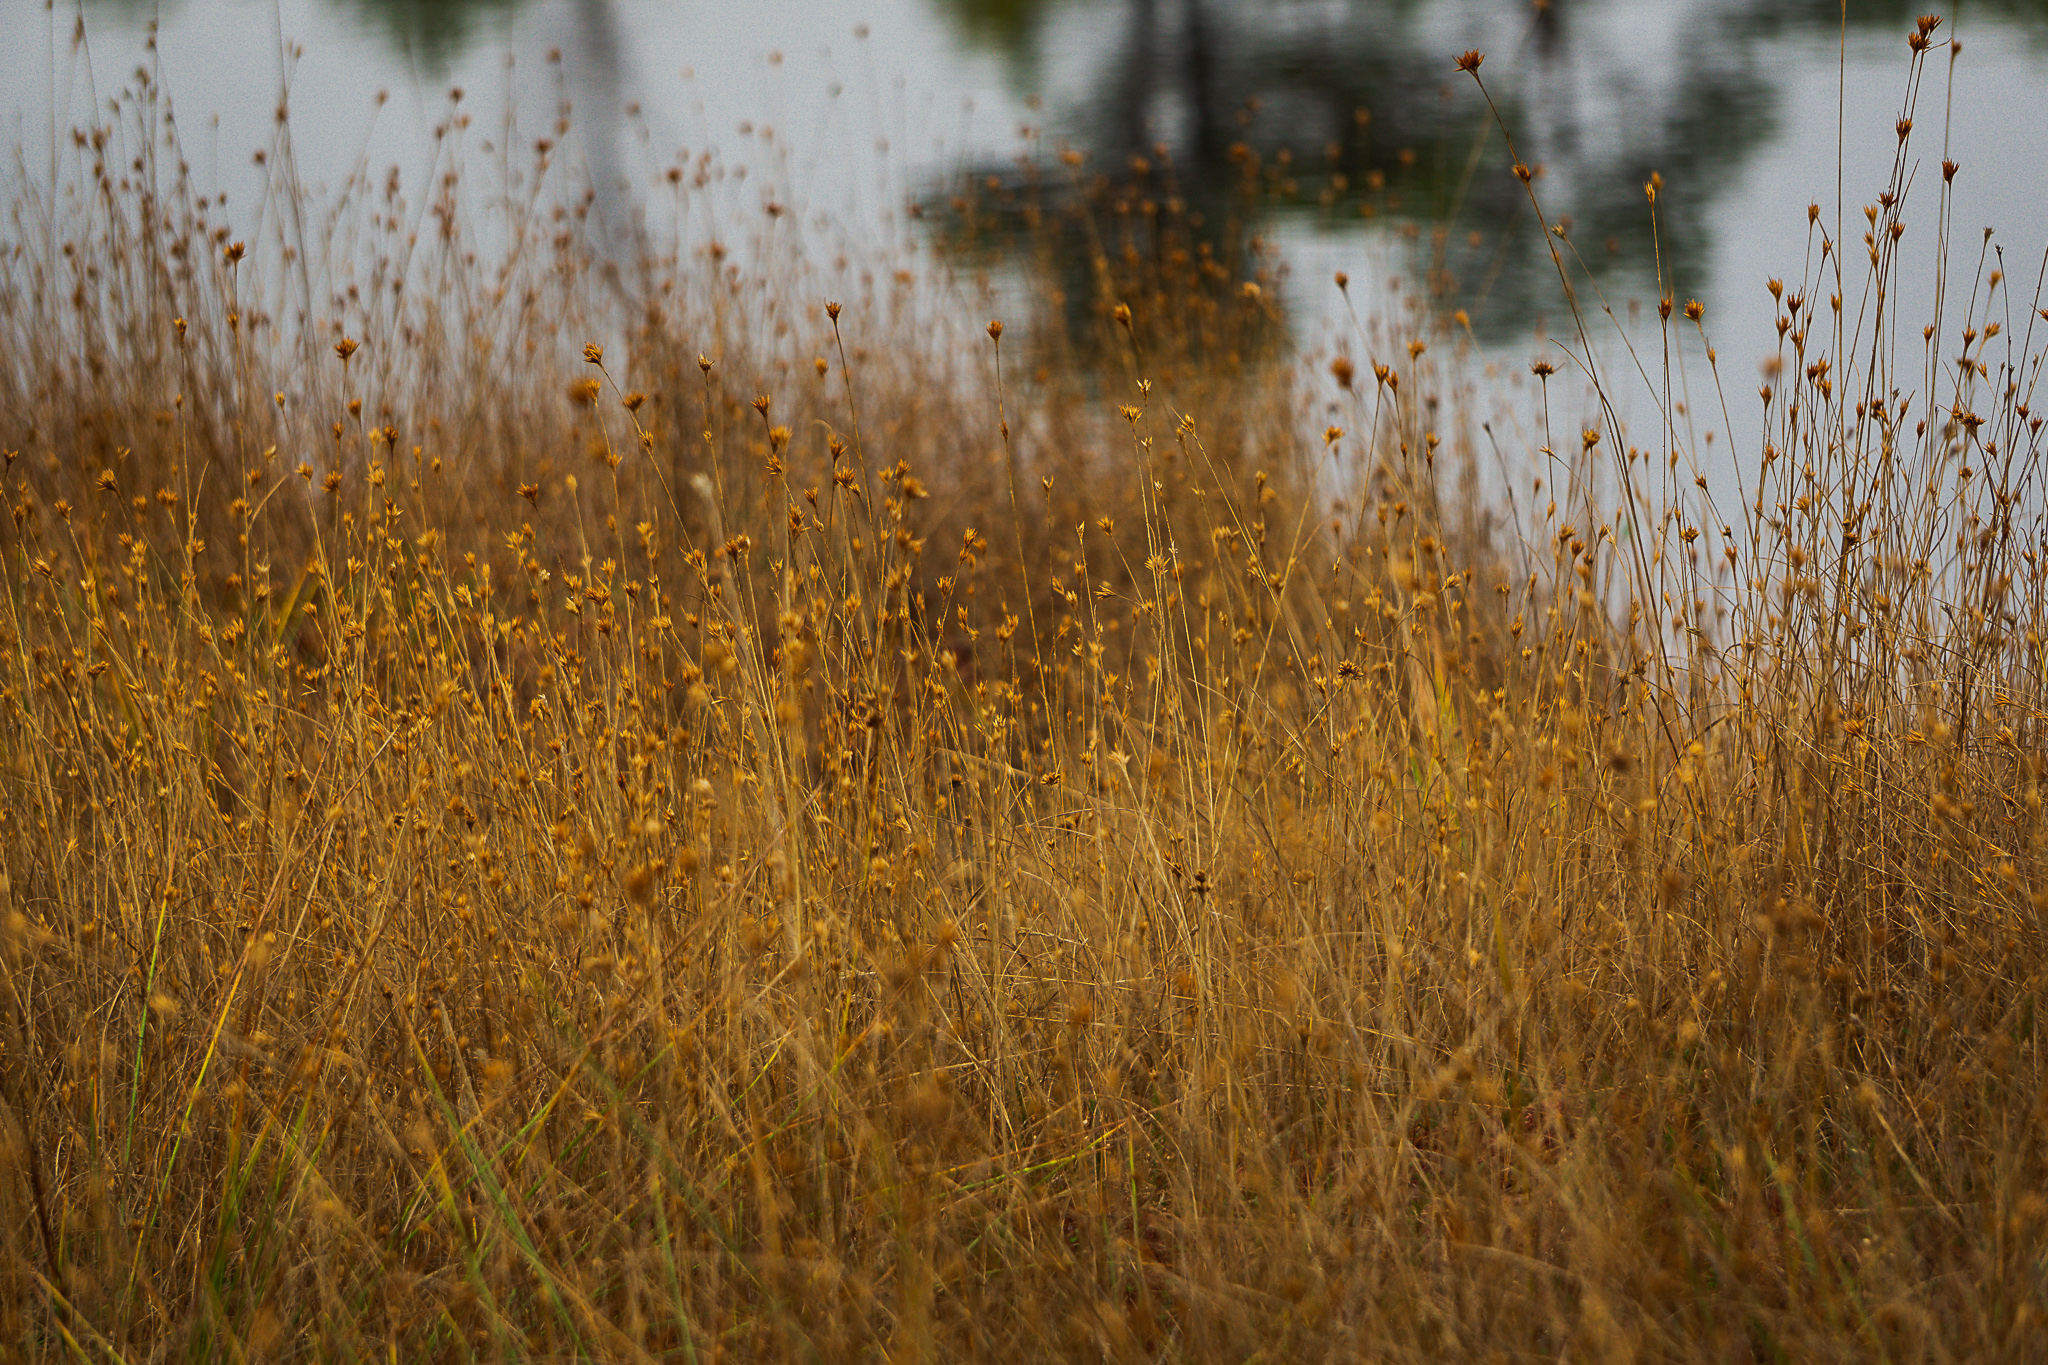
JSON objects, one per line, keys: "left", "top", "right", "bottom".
{"left": 85, "top": 0, "right": 523, "bottom": 67}
{"left": 928, "top": 0, "right": 2048, "bottom": 339}
{"left": 338, "top": 0, "right": 522, "bottom": 68}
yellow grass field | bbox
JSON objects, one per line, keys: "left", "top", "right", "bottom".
{"left": 1, "top": 21, "right": 2045, "bottom": 1362}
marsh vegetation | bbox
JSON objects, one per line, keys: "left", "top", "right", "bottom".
{"left": 0, "top": 15, "right": 2045, "bottom": 1362}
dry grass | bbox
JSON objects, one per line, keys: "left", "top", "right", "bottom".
{"left": 1, "top": 18, "right": 2046, "bottom": 1363}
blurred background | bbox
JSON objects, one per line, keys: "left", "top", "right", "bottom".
{"left": 7, "top": 0, "right": 2048, "bottom": 463}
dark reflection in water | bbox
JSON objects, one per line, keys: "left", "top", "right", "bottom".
{"left": 929, "top": 0, "right": 2048, "bottom": 340}
{"left": 88, "top": 0, "right": 522, "bottom": 66}
{"left": 338, "top": 0, "right": 520, "bottom": 68}
{"left": 562, "top": 0, "right": 644, "bottom": 292}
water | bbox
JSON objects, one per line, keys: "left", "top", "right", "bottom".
{"left": 7, "top": 0, "right": 2048, "bottom": 495}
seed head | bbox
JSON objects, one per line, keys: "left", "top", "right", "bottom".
{"left": 623, "top": 864, "right": 654, "bottom": 905}
{"left": 1455, "top": 50, "right": 1484, "bottom": 73}
{"left": 903, "top": 1077, "right": 952, "bottom": 1130}
{"left": 583, "top": 342, "right": 604, "bottom": 365}
{"left": 987, "top": 319, "right": 1003, "bottom": 340}
{"left": 333, "top": 336, "right": 358, "bottom": 361}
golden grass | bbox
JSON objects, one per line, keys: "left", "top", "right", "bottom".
{"left": 1, "top": 18, "right": 2045, "bottom": 1361}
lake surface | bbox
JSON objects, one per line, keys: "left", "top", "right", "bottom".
{"left": 8, "top": 0, "right": 2048, "bottom": 491}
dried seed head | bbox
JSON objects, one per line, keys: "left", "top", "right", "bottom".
{"left": 623, "top": 864, "right": 655, "bottom": 905}
{"left": 903, "top": 1077, "right": 952, "bottom": 1130}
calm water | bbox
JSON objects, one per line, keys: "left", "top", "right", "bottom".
{"left": 7, "top": 0, "right": 2048, "bottom": 484}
